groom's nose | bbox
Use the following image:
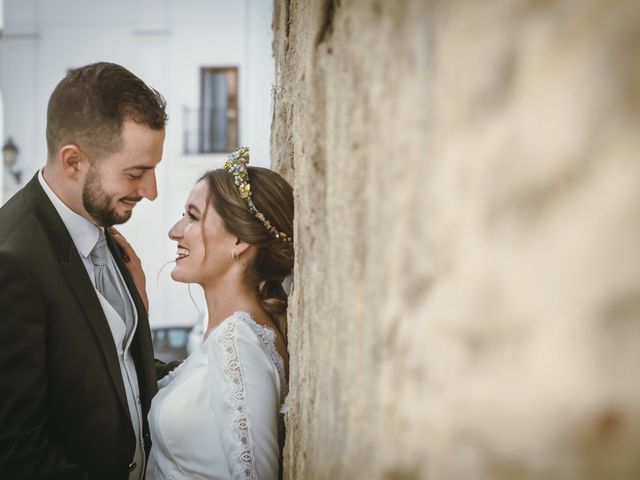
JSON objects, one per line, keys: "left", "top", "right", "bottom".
{"left": 138, "top": 171, "right": 158, "bottom": 201}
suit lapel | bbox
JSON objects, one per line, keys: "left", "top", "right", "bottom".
{"left": 59, "top": 254, "right": 130, "bottom": 417}
{"left": 23, "top": 174, "right": 130, "bottom": 418}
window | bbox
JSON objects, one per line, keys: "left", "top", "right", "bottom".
{"left": 183, "top": 67, "right": 239, "bottom": 154}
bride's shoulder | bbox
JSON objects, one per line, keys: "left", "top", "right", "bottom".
{"left": 205, "top": 311, "right": 286, "bottom": 366}
{"left": 231, "top": 312, "right": 284, "bottom": 352}
{"left": 204, "top": 312, "right": 288, "bottom": 396}
{"left": 203, "top": 313, "right": 269, "bottom": 370}
{"left": 203, "top": 311, "right": 267, "bottom": 349}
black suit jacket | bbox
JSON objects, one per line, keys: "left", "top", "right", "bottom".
{"left": 0, "top": 174, "right": 159, "bottom": 479}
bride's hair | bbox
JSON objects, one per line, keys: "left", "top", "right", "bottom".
{"left": 199, "top": 167, "right": 293, "bottom": 340}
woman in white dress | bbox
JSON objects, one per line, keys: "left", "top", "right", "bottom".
{"left": 115, "top": 147, "right": 292, "bottom": 479}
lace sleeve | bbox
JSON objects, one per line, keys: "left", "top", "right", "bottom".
{"left": 215, "top": 316, "right": 281, "bottom": 480}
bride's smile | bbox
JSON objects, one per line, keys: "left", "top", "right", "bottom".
{"left": 175, "top": 245, "right": 190, "bottom": 260}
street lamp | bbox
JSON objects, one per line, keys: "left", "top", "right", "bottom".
{"left": 2, "top": 137, "right": 21, "bottom": 184}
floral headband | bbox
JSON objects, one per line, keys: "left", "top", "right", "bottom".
{"left": 224, "top": 146, "right": 292, "bottom": 242}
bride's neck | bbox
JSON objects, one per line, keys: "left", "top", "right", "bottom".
{"left": 203, "top": 278, "right": 259, "bottom": 335}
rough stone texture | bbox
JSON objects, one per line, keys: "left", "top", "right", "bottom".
{"left": 271, "top": 1, "right": 640, "bottom": 479}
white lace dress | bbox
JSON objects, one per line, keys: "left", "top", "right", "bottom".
{"left": 146, "top": 311, "right": 287, "bottom": 480}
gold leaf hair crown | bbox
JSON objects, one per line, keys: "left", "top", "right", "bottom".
{"left": 224, "top": 146, "right": 292, "bottom": 242}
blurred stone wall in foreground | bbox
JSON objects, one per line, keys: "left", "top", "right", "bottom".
{"left": 271, "top": 1, "right": 640, "bottom": 479}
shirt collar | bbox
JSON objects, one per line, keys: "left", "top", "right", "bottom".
{"left": 38, "top": 168, "right": 101, "bottom": 258}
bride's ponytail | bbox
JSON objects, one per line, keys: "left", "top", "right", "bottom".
{"left": 258, "top": 279, "right": 288, "bottom": 339}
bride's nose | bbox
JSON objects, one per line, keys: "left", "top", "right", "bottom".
{"left": 168, "top": 221, "right": 183, "bottom": 240}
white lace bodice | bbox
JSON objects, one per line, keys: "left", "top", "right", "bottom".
{"left": 146, "top": 312, "right": 287, "bottom": 480}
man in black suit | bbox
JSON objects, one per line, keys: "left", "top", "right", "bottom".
{"left": 0, "top": 62, "right": 172, "bottom": 479}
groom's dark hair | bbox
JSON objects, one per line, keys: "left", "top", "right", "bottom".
{"left": 46, "top": 61, "right": 167, "bottom": 161}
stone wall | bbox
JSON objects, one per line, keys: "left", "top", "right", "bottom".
{"left": 271, "top": 1, "right": 640, "bottom": 479}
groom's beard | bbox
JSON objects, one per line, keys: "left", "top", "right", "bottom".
{"left": 82, "top": 166, "right": 140, "bottom": 226}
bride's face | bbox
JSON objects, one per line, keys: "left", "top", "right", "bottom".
{"left": 168, "top": 180, "right": 236, "bottom": 286}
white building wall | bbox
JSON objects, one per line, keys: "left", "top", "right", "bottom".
{"left": 0, "top": 0, "right": 275, "bottom": 328}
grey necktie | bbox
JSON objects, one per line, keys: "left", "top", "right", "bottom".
{"left": 90, "top": 230, "right": 127, "bottom": 320}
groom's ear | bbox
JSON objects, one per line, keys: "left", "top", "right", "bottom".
{"left": 59, "top": 144, "right": 87, "bottom": 179}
